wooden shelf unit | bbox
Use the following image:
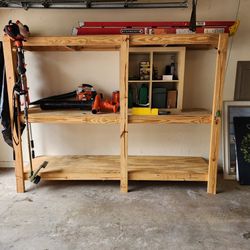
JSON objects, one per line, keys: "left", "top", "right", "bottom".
{"left": 3, "top": 34, "right": 129, "bottom": 193}
{"left": 128, "top": 47, "right": 185, "bottom": 110}
{"left": 3, "top": 33, "right": 228, "bottom": 194}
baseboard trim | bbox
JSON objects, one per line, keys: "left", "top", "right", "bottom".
{"left": 0, "top": 161, "right": 14, "bottom": 168}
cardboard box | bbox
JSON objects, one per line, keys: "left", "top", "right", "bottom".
{"left": 162, "top": 75, "right": 173, "bottom": 81}
{"left": 167, "top": 90, "right": 177, "bottom": 108}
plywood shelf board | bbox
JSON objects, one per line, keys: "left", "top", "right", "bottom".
{"left": 21, "top": 34, "right": 219, "bottom": 51}
{"left": 24, "top": 108, "right": 211, "bottom": 124}
{"left": 23, "top": 46, "right": 121, "bottom": 52}
{"left": 130, "top": 34, "right": 219, "bottom": 48}
{"left": 152, "top": 80, "right": 179, "bottom": 83}
{"left": 22, "top": 35, "right": 125, "bottom": 49}
{"left": 24, "top": 155, "right": 121, "bottom": 180}
{"left": 22, "top": 108, "right": 120, "bottom": 124}
{"left": 128, "top": 80, "right": 150, "bottom": 82}
{"left": 128, "top": 156, "right": 208, "bottom": 181}
{"left": 24, "top": 155, "right": 208, "bottom": 181}
{"left": 128, "top": 110, "right": 212, "bottom": 124}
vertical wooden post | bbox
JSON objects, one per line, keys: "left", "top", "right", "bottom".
{"left": 207, "top": 34, "right": 229, "bottom": 194}
{"left": 3, "top": 35, "right": 25, "bottom": 193}
{"left": 119, "top": 35, "right": 129, "bottom": 192}
{"left": 149, "top": 51, "right": 153, "bottom": 108}
{"left": 177, "top": 47, "right": 186, "bottom": 110}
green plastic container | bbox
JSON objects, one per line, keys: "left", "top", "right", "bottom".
{"left": 138, "top": 84, "right": 148, "bottom": 105}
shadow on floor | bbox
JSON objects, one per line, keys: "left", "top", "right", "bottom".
{"left": 0, "top": 167, "right": 14, "bottom": 176}
{"left": 0, "top": 167, "right": 247, "bottom": 195}
{"left": 24, "top": 174, "right": 242, "bottom": 194}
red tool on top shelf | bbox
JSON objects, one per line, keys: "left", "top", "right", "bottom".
{"left": 73, "top": 20, "right": 239, "bottom": 36}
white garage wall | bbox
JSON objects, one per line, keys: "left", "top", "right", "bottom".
{"left": 0, "top": 0, "right": 249, "bottom": 167}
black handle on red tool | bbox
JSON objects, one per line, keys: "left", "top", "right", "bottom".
{"left": 17, "top": 49, "right": 26, "bottom": 75}
{"left": 31, "top": 91, "right": 77, "bottom": 105}
{"left": 39, "top": 100, "right": 93, "bottom": 110}
{"left": 189, "top": 0, "right": 197, "bottom": 32}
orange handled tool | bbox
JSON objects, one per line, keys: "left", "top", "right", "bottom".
{"left": 92, "top": 93, "right": 119, "bottom": 114}
{"left": 112, "top": 90, "right": 120, "bottom": 105}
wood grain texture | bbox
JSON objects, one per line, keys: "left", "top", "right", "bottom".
{"left": 23, "top": 46, "right": 120, "bottom": 52}
{"left": 23, "top": 35, "right": 219, "bottom": 51}
{"left": 176, "top": 47, "right": 186, "bottom": 110}
{"left": 21, "top": 108, "right": 211, "bottom": 124}
{"left": 23, "top": 35, "right": 124, "bottom": 50}
{"left": 21, "top": 108, "right": 120, "bottom": 124}
{"left": 128, "top": 156, "right": 208, "bottom": 181}
{"left": 129, "top": 47, "right": 186, "bottom": 53}
{"left": 149, "top": 51, "right": 153, "bottom": 108}
{"left": 23, "top": 155, "right": 208, "bottom": 182}
{"left": 24, "top": 155, "right": 121, "bottom": 180}
{"left": 119, "top": 36, "right": 129, "bottom": 192}
{"left": 208, "top": 34, "right": 229, "bottom": 194}
{"left": 128, "top": 110, "right": 212, "bottom": 124}
{"left": 2, "top": 35, "right": 25, "bottom": 193}
{"left": 130, "top": 34, "right": 219, "bottom": 47}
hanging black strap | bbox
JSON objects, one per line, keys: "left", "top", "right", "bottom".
{"left": 189, "top": 0, "right": 197, "bottom": 32}
{"left": 0, "top": 42, "right": 12, "bottom": 147}
{"left": 0, "top": 42, "right": 25, "bottom": 148}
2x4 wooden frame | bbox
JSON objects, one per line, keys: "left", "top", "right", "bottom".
{"left": 3, "top": 33, "right": 228, "bottom": 194}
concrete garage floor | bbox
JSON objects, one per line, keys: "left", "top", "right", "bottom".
{"left": 0, "top": 168, "right": 250, "bottom": 250}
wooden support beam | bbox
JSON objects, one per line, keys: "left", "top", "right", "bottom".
{"left": 130, "top": 34, "right": 219, "bottom": 47}
{"left": 21, "top": 108, "right": 120, "bottom": 124}
{"left": 23, "top": 35, "right": 123, "bottom": 48}
{"left": 119, "top": 35, "right": 129, "bottom": 193}
{"left": 3, "top": 35, "right": 25, "bottom": 193}
{"left": 128, "top": 110, "right": 212, "bottom": 124}
{"left": 207, "top": 34, "right": 229, "bottom": 194}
